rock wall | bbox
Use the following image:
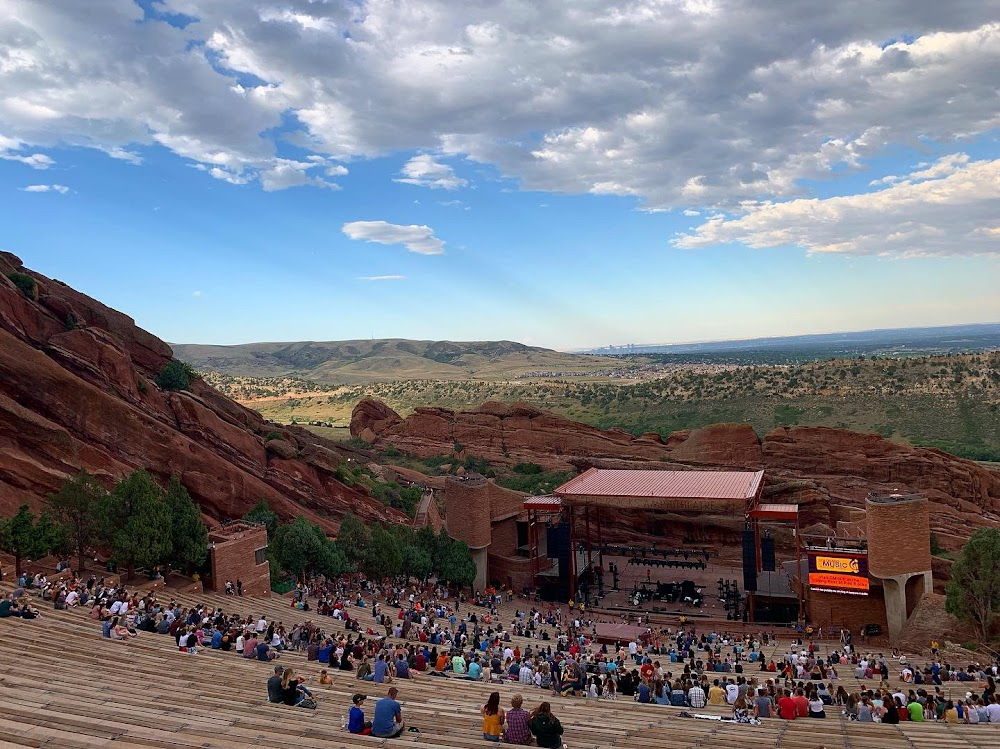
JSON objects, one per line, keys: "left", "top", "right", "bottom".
{"left": 353, "top": 398, "right": 1000, "bottom": 549}
{"left": 0, "top": 253, "right": 404, "bottom": 532}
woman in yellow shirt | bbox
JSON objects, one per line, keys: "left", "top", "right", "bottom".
{"left": 943, "top": 700, "right": 959, "bottom": 724}
{"left": 482, "top": 691, "right": 505, "bottom": 741}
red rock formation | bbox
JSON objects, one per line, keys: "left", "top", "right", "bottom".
{"left": 0, "top": 253, "right": 404, "bottom": 532}
{"left": 352, "top": 398, "right": 1000, "bottom": 547}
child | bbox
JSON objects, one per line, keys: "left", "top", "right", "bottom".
{"left": 348, "top": 693, "right": 372, "bottom": 735}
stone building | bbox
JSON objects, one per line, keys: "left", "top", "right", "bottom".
{"left": 205, "top": 521, "right": 271, "bottom": 597}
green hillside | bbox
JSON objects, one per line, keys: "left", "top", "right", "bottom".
{"left": 173, "top": 339, "right": 624, "bottom": 384}
{"left": 202, "top": 352, "right": 1000, "bottom": 462}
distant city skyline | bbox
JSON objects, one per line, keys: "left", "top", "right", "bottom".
{"left": 2, "top": 2, "right": 999, "bottom": 350}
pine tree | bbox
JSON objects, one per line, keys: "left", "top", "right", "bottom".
{"left": 47, "top": 470, "right": 107, "bottom": 572}
{"left": 164, "top": 476, "right": 208, "bottom": 574}
{"left": 102, "top": 470, "right": 172, "bottom": 580}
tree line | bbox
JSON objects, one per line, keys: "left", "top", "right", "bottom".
{"left": 0, "top": 470, "right": 208, "bottom": 580}
{"left": 244, "top": 500, "right": 477, "bottom": 591}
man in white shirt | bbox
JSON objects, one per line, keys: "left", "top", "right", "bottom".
{"left": 986, "top": 696, "right": 1000, "bottom": 723}
{"left": 725, "top": 680, "right": 739, "bottom": 704}
{"left": 65, "top": 590, "right": 80, "bottom": 607}
{"left": 256, "top": 616, "right": 267, "bottom": 633}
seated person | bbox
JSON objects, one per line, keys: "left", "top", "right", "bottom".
{"left": 256, "top": 640, "right": 277, "bottom": 661}
{"left": 266, "top": 665, "right": 285, "bottom": 703}
{"left": 319, "top": 669, "right": 333, "bottom": 685}
{"left": 371, "top": 687, "right": 406, "bottom": 738}
{"left": 280, "top": 668, "right": 314, "bottom": 707}
{"left": 348, "top": 693, "right": 373, "bottom": 735}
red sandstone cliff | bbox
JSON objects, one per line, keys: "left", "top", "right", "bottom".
{"left": 351, "top": 398, "right": 1000, "bottom": 549}
{"left": 0, "top": 253, "right": 405, "bottom": 531}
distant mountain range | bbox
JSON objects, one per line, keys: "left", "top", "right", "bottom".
{"left": 171, "top": 339, "right": 620, "bottom": 384}
{"left": 581, "top": 323, "right": 1000, "bottom": 358}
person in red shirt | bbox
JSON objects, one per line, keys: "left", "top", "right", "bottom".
{"left": 793, "top": 688, "right": 809, "bottom": 718}
{"left": 777, "top": 689, "right": 798, "bottom": 720}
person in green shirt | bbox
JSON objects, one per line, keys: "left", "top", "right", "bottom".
{"left": 907, "top": 699, "right": 924, "bottom": 722}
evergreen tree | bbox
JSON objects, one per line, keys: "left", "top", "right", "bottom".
{"left": 0, "top": 504, "right": 61, "bottom": 576}
{"left": 102, "top": 470, "right": 172, "bottom": 580}
{"left": 401, "top": 545, "right": 433, "bottom": 581}
{"left": 244, "top": 497, "right": 279, "bottom": 539}
{"left": 439, "top": 538, "right": 477, "bottom": 589}
{"left": 363, "top": 525, "right": 402, "bottom": 581}
{"left": 336, "top": 512, "right": 371, "bottom": 564}
{"left": 271, "top": 516, "right": 319, "bottom": 582}
{"left": 47, "top": 470, "right": 107, "bottom": 572}
{"left": 946, "top": 528, "right": 1000, "bottom": 642}
{"left": 164, "top": 476, "right": 208, "bottom": 574}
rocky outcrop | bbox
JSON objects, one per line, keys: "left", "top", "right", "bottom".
{"left": 0, "top": 253, "right": 404, "bottom": 532}
{"left": 352, "top": 398, "right": 1000, "bottom": 547}
{"left": 352, "top": 399, "right": 674, "bottom": 468}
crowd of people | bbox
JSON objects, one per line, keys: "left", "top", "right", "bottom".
{"left": 8, "top": 563, "right": 1000, "bottom": 743}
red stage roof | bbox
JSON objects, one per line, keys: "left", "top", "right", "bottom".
{"left": 554, "top": 468, "right": 764, "bottom": 500}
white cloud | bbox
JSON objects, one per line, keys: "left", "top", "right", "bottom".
{"left": 0, "top": 135, "right": 53, "bottom": 169}
{"left": 103, "top": 146, "right": 143, "bottom": 165}
{"left": 358, "top": 275, "right": 406, "bottom": 281}
{"left": 21, "top": 183, "right": 68, "bottom": 193}
{"left": 683, "top": 209, "right": 700, "bottom": 216}
{"left": 192, "top": 290, "right": 203, "bottom": 298}
{"left": 1, "top": 0, "right": 999, "bottom": 216}
{"left": 673, "top": 155, "right": 1000, "bottom": 257}
{"left": 342, "top": 221, "right": 445, "bottom": 255}
{"left": 395, "top": 154, "right": 468, "bottom": 190}
{"left": 259, "top": 158, "right": 341, "bottom": 191}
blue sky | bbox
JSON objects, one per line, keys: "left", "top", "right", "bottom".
{"left": 2, "top": 1, "right": 999, "bottom": 350}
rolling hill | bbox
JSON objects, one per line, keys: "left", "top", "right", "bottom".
{"left": 171, "top": 339, "right": 623, "bottom": 384}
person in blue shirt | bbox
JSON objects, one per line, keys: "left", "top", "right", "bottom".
{"left": 395, "top": 656, "right": 410, "bottom": 680}
{"left": 373, "top": 654, "right": 391, "bottom": 683}
{"left": 211, "top": 629, "right": 223, "bottom": 649}
{"left": 371, "top": 687, "right": 405, "bottom": 738}
{"left": 468, "top": 659, "right": 482, "bottom": 680}
{"left": 318, "top": 641, "right": 333, "bottom": 664}
{"left": 256, "top": 641, "right": 276, "bottom": 661}
{"left": 348, "top": 693, "right": 372, "bottom": 735}
{"left": 637, "top": 681, "right": 652, "bottom": 703}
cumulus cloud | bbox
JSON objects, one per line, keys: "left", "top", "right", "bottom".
{"left": 2, "top": 0, "right": 1000, "bottom": 214}
{"left": 673, "top": 155, "right": 1000, "bottom": 257}
{"left": 395, "top": 154, "right": 468, "bottom": 190}
{"left": 0, "top": 135, "right": 53, "bottom": 169}
{"left": 342, "top": 221, "right": 445, "bottom": 255}
{"left": 21, "top": 184, "right": 68, "bottom": 193}
{"left": 358, "top": 275, "right": 406, "bottom": 281}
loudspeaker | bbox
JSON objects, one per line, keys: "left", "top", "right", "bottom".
{"left": 761, "top": 536, "right": 776, "bottom": 572}
{"left": 741, "top": 529, "right": 757, "bottom": 592}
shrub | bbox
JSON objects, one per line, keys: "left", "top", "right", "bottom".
{"left": 265, "top": 431, "right": 283, "bottom": 442}
{"left": 154, "top": 360, "right": 195, "bottom": 391}
{"left": 7, "top": 272, "right": 36, "bottom": 298}
{"left": 64, "top": 313, "right": 78, "bottom": 331}
{"left": 137, "top": 378, "right": 148, "bottom": 394}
